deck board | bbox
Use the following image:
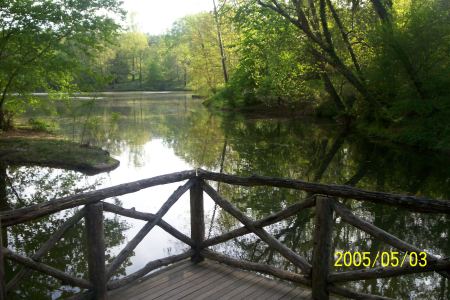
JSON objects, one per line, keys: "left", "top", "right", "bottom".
{"left": 109, "top": 259, "right": 311, "bottom": 300}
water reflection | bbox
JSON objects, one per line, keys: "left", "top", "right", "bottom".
{"left": 1, "top": 167, "right": 129, "bottom": 299}
{"left": 3, "top": 92, "right": 448, "bottom": 299}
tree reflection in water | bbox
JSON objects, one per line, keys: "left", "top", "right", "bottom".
{"left": 1, "top": 166, "right": 130, "bottom": 299}
{"left": 12, "top": 94, "right": 450, "bottom": 299}
{"left": 192, "top": 115, "right": 450, "bottom": 300}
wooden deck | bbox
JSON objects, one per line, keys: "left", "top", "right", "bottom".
{"left": 109, "top": 259, "right": 312, "bottom": 300}
{"left": 4, "top": 170, "right": 443, "bottom": 299}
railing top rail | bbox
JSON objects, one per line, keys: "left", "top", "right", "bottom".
{"left": 2, "top": 169, "right": 448, "bottom": 299}
{"left": 0, "top": 170, "right": 196, "bottom": 226}
{"left": 1, "top": 168, "right": 449, "bottom": 227}
{"left": 197, "top": 169, "right": 450, "bottom": 214}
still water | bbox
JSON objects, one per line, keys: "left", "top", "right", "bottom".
{"left": 3, "top": 92, "right": 449, "bottom": 299}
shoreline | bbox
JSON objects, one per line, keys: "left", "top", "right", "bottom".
{"left": 0, "top": 130, "right": 119, "bottom": 175}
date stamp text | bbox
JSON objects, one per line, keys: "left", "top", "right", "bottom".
{"left": 334, "top": 251, "right": 427, "bottom": 268}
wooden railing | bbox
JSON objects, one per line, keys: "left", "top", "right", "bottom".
{"left": 0, "top": 169, "right": 449, "bottom": 300}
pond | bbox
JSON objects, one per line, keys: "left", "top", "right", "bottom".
{"left": 2, "top": 92, "right": 449, "bottom": 299}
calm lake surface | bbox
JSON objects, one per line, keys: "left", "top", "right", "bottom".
{"left": 3, "top": 92, "right": 449, "bottom": 299}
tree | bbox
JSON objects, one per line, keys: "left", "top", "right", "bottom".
{"left": 212, "top": 0, "right": 229, "bottom": 83}
{"left": 118, "top": 32, "right": 149, "bottom": 84}
{"left": 0, "top": 0, "right": 124, "bottom": 130}
{"left": 255, "top": 0, "right": 372, "bottom": 110}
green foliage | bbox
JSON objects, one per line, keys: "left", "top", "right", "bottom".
{"left": 0, "top": 0, "right": 125, "bottom": 128}
{"left": 214, "top": 3, "right": 321, "bottom": 109}
{"left": 1, "top": 0, "right": 449, "bottom": 150}
{"left": 27, "top": 118, "right": 57, "bottom": 133}
{"left": 207, "top": 0, "right": 450, "bottom": 150}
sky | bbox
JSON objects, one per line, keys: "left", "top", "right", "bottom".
{"left": 122, "top": 0, "right": 213, "bottom": 35}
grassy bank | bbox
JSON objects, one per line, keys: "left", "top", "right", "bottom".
{"left": 0, "top": 132, "right": 119, "bottom": 175}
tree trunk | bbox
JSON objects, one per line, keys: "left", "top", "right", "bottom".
{"left": 212, "top": 0, "right": 229, "bottom": 84}
{"left": 321, "top": 72, "right": 346, "bottom": 112}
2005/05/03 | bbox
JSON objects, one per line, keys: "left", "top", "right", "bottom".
{"left": 334, "top": 251, "right": 428, "bottom": 268}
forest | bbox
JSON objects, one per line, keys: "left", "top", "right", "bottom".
{"left": 1, "top": 1, "right": 450, "bottom": 299}
{"left": 0, "top": 0, "right": 449, "bottom": 150}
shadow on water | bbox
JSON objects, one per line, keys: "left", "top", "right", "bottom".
{"left": 2, "top": 92, "right": 449, "bottom": 298}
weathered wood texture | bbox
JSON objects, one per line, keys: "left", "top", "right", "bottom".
{"left": 202, "top": 196, "right": 315, "bottom": 248}
{"left": 1, "top": 169, "right": 448, "bottom": 300}
{"left": 190, "top": 179, "right": 204, "bottom": 262}
{"left": 108, "top": 259, "right": 311, "bottom": 300}
{"left": 312, "top": 196, "right": 333, "bottom": 299}
{"left": 202, "top": 250, "right": 311, "bottom": 286}
{"left": 198, "top": 169, "right": 450, "bottom": 213}
{"left": 108, "top": 250, "right": 194, "bottom": 290}
{"left": 0, "top": 170, "right": 196, "bottom": 226}
{"left": 3, "top": 247, "right": 91, "bottom": 289}
{"left": 334, "top": 201, "right": 428, "bottom": 254}
{"left": 203, "top": 182, "right": 312, "bottom": 275}
{"left": 333, "top": 201, "right": 450, "bottom": 279}
{"left": 6, "top": 209, "right": 85, "bottom": 292}
{"left": 327, "top": 285, "right": 393, "bottom": 300}
{"left": 102, "top": 202, "right": 194, "bottom": 246}
{"left": 85, "top": 203, "right": 107, "bottom": 299}
{"left": 106, "top": 179, "right": 194, "bottom": 279}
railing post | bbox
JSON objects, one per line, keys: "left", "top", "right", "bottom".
{"left": 0, "top": 218, "right": 6, "bottom": 300}
{"left": 312, "top": 196, "right": 334, "bottom": 300}
{"left": 85, "top": 203, "right": 107, "bottom": 299}
{"left": 190, "top": 178, "right": 204, "bottom": 263}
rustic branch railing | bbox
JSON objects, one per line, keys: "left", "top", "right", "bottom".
{"left": 0, "top": 169, "right": 449, "bottom": 300}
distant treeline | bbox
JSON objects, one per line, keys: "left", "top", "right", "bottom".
{"left": 1, "top": 1, "right": 449, "bottom": 150}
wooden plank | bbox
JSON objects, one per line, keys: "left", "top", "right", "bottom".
{"left": 131, "top": 263, "right": 217, "bottom": 299}
{"left": 195, "top": 268, "right": 258, "bottom": 300}
{"left": 312, "top": 196, "right": 333, "bottom": 299}
{"left": 85, "top": 202, "right": 106, "bottom": 300}
{"left": 279, "top": 287, "right": 310, "bottom": 300}
{"left": 109, "top": 259, "right": 312, "bottom": 300}
{"left": 217, "top": 271, "right": 265, "bottom": 299}
{"left": 245, "top": 276, "right": 282, "bottom": 299}
{"left": 288, "top": 288, "right": 313, "bottom": 300}
{"left": 227, "top": 276, "right": 266, "bottom": 299}
{"left": 108, "top": 261, "right": 193, "bottom": 299}
{"left": 134, "top": 261, "right": 194, "bottom": 290}
{"left": 258, "top": 279, "right": 296, "bottom": 299}
{"left": 108, "top": 250, "right": 194, "bottom": 290}
{"left": 109, "top": 262, "right": 196, "bottom": 299}
{"left": 133, "top": 266, "right": 215, "bottom": 299}
{"left": 190, "top": 178, "right": 204, "bottom": 263}
{"left": 160, "top": 263, "right": 236, "bottom": 300}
